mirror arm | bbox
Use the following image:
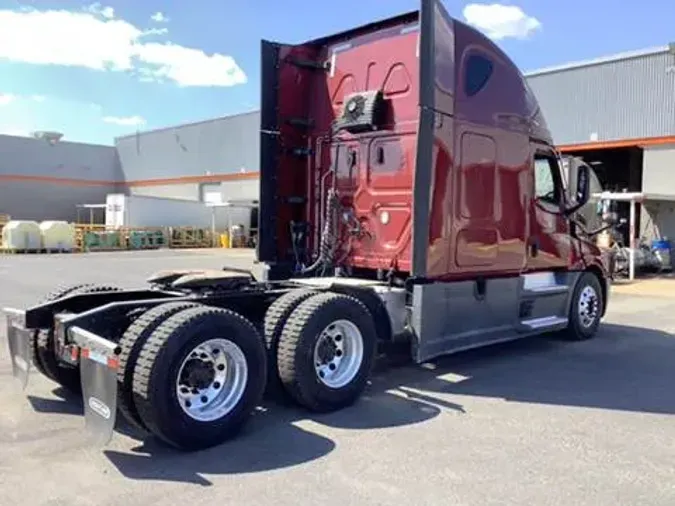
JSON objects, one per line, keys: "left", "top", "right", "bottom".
{"left": 571, "top": 218, "right": 615, "bottom": 238}
{"left": 563, "top": 201, "right": 585, "bottom": 216}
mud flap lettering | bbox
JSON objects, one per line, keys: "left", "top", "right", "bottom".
{"left": 69, "top": 326, "right": 120, "bottom": 446}
{"left": 3, "top": 308, "right": 31, "bottom": 389}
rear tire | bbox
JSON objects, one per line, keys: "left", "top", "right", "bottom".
{"left": 116, "top": 301, "right": 201, "bottom": 432}
{"left": 31, "top": 283, "right": 94, "bottom": 378}
{"left": 562, "top": 272, "right": 604, "bottom": 341}
{"left": 132, "top": 306, "right": 267, "bottom": 451}
{"left": 263, "top": 289, "right": 319, "bottom": 398}
{"left": 276, "top": 292, "right": 377, "bottom": 413}
{"left": 34, "top": 284, "right": 121, "bottom": 393}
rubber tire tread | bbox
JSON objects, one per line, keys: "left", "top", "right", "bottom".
{"left": 132, "top": 306, "right": 267, "bottom": 451}
{"left": 276, "top": 292, "right": 377, "bottom": 412}
{"left": 263, "top": 288, "right": 318, "bottom": 398}
{"left": 31, "top": 283, "right": 99, "bottom": 380}
{"left": 116, "top": 301, "right": 201, "bottom": 432}
{"left": 35, "top": 284, "right": 122, "bottom": 393}
{"left": 563, "top": 271, "right": 604, "bottom": 341}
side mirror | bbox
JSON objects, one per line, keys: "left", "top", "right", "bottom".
{"left": 575, "top": 165, "right": 590, "bottom": 206}
{"left": 565, "top": 164, "right": 591, "bottom": 215}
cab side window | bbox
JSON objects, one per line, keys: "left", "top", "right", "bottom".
{"left": 464, "top": 54, "right": 494, "bottom": 97}
{"left": 534, "top": 154, "right": 562, "bottom": 205}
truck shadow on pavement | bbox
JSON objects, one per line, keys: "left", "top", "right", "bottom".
{"left": 378, "top": 323, "right": 675, "bottom": 416}
{"left": 24, "top": 322, "right": 673, "bottom": 485}
{"left": 101, "top": 378, "right": 452, "bottom": 485}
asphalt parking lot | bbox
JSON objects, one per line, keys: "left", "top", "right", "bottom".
{"left": 1, "top": 249, "right": 674, "bottom": 506}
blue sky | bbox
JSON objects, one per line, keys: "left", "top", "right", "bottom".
{"left": 0, "top": 0, "right": 672, "bottom": 145}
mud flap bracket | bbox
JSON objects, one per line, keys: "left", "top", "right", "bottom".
{"left": 70, "top": 326, "right": 121, "bottom": 446}
{"left": 3, "top": 307, "right": 31, "bottom": 390}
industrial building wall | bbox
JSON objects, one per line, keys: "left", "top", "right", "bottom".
{"left": 641, "top": 144, "right": 675, "bottom": 241}
{"left": 128, "top": 183, "right": 201, "bottom": 201}
{"left": 221, "top": 178, "right": 259, "bottom": 202}
{"left": 0, "top": 135, "right": 121, "bottom": 222}
{"left": 115, "top": 111, "right": 261, "bottom": 201}
{"left": 643, "top": 144, "right": 675, "bottom": 195}
{"left": 526, "top": 48, "right": 675, "bottom": 146}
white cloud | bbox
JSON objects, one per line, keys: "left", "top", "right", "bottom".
{"left": 462, "top": 3, "right": 541, "bottom": 40}
{"left": 150, "top": 11, "right": 168, "bottom": 23}
{"left": 85, "top": 2, "right": 114, "bottom": 20}
{"left": 0, "top": 93, "right": 15, "bottom": 106}
{"left": 136, "top": 43, "right": 247, "bottom": 87}
{"left": 0, "top": 127, "right": 31, "bottom": 137}
{"left": 31, "top": 95, "right": 46, "bottom": 102}
{"left": 103, "top": 115, "right": 146, "bottom": 126}
{"left": 0, "top": 5, "right": 246, "bottom": 87}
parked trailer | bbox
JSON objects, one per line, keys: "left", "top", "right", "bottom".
{"left": 3, "top": 0, "right": 612, "bottom": 452}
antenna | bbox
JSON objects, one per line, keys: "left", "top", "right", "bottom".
{"left": 32, "top": 130, "right": 64, "bottom": 146}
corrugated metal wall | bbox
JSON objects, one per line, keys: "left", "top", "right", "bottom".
{"left": 115, "top": 111, "right": 261, "bottom": 182}
{"left": 641, "top": 144, "right": 675, "bottom": 242}
{"left": 643, "top": 144, "right": 675, "bottom": 195}
{"left": 0, "top": 135, "right": 121, "bottom": 222}
{"left": 526, "top": 49, "right": 675, "bottom": 145}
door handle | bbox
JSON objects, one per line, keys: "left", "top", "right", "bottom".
{"left": 529, "top": 237, "right": 540, "bottom": 257}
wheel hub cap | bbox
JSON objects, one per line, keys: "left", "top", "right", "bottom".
{"left": 578, "top": 285, "right": 599, "bottom": 328}
{"left": 175, "top": 338, "right": 248, "bottom": 422}
{"left": 313, "top": 320, "right": 364, "bottom": 389}
{"left": 180, "top": 358, "right": 215, "bottom": 390}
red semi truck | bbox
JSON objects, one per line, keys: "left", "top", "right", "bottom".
{"left": 3, "top": 0, "right": 611, "bottom": 451}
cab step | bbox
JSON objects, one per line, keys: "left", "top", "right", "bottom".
{"left": 519, "top": 315, "right": 568, "bottom": 331}
{"left": 522, "top": 284, "right": 569, "bottom": 297}
{"left": 522, "top": 272, "right": 570, "bottom": 297}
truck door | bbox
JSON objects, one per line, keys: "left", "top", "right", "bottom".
{"left": 526, "top": 148, "right": 571, "bottom": 271}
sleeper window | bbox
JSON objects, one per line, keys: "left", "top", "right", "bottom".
{"left": 464, "top": 54, "right": 494, "bottom": 97}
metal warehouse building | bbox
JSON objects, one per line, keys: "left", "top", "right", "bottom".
{"left": 526, "top": 44, "right": 675, "bottom": 243}
{"left": 1, "top": 44, "right": 674, "bottom": 242}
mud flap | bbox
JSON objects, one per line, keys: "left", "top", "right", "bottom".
{"left": 2, "top": 308, "right": 31, "bottom": 389}
{"left": 69, "top": 326, "right": 121, "bottom": 446}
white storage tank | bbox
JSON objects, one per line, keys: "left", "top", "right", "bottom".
{"left": 40, "top": 221, "right": 76, "bottom": 251}
{"left": 1, "top": 220, "right": 42, "bottom": 250}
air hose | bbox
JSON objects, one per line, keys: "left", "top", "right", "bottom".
{"left": 301, "top": 187, "right": 340, "bottom": 274}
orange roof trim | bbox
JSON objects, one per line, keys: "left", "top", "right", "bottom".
{"left": 558, "top": 135, "right": 675, "bottom": 152}
{"left": 0, "top": 171, "right": 261, "bottom": 187}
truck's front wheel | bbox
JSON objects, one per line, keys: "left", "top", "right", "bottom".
{"left": 277, "top": 292, "right": 377, "bottom": 412}
{"left": 563, "top": 271, "right": 604, "bottom": 341}
{"left": 132, "top": 306, "right": 267, "bottom": 451}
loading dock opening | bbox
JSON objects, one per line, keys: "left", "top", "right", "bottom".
{"left": 561, "top": 145, "right": 644, "bottom": 247}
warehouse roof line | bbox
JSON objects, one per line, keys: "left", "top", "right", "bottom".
{"left": 524, "top": 45, "right": 672, "bottom": 78}
{"left": 113, "top": 109, "right": 261, "bottom": 143}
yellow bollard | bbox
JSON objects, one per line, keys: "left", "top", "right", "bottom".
{"left": 220, "top": 232, "right": 230, "bottom": 248}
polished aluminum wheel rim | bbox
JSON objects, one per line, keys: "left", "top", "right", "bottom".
{"left": 175, "top": 338, "right": 248, "bottom": 422}
{"left": 578, "top": 285, "right": 599, "bottom": 328}
{"left": 313, "top": 319, "right": 364, "bottom": 389}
